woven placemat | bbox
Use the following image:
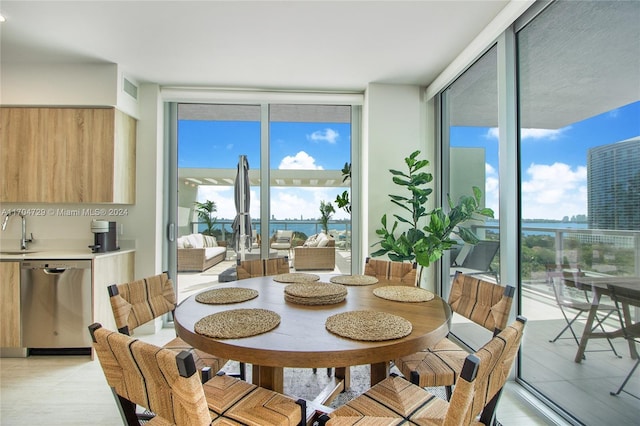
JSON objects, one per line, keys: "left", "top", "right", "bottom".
{"left": 194, "top": 309, "right": 280, "bottom": 339}
{"left": 272, "top": 272, "right": 320, "bottom": 283}
{"left": 330, "top": 274, "right": 378, "bottom": 286}
{"left": 195, "top": 288, "right": 259, "bottom": 304}
{"left": 284, "top": 282, "right": 347, "bottom": 305}
{"left": 373, "top": 286, "right": 435, "bottom": 303}
{"left": 325, "top": 310, "right": 412, "bottom": 341}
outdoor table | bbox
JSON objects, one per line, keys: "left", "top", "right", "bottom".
{"left": 174, "top": 273, "right": 452, "bottom": 405}
{"left": 564, "top": 275, "right": 640, "bottom": 363}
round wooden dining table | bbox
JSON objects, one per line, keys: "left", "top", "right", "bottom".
{"left": 174, "top": 273, "right": 452, "bottom": 399}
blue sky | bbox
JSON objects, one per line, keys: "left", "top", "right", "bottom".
{"left": 179, "top": 101, "right": 639, "bottom": 222}
{"left": 178, "top": 120, "right": 352, "bottom": 220}
{"left": 452, "top": 101, "right": 639, "bottom": 220}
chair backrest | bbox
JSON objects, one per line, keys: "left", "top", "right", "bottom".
{"left": 236, "top": 256, "right": 289, "bottom": 280}
{"left": 545, "top": 264, "right": 585, "bottom": 302}
{"left": 108, "top": 272, "right": 176, "bottom": 335}
{"left": 454, "top": 316, "right": 527, "bottom": 425}
{"left": 88, "top": 323, "right": 211, "bottom": 426}
{"left": 364, "top": 257, "right": 417, "bottom": 286}
{"left": 273, "top": 230, "right": 293, "bottom": 243}
{"left": 448, "top": 272, "right": 515, "bottom": 332}
{"left": 460, "top": 240, "right": 499, "bottom": 272}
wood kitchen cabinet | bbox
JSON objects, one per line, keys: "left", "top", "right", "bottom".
{"left": 0, "top": 262, "right": 21, "bottom": 348}
{"left": 0, "top": 107, "right": 136, "bottom": 203}
{"left": 92, "top": 251, "right": 135, "bottom": 332}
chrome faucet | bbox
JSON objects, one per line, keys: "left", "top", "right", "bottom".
{"left": 1, "top": 212, "right": 34, "bottom": 250}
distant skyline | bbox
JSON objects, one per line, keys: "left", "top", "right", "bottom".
{"left": 179, "top": 120, "right": 352, "bottom": 221}
{"left": 452, "top": 101, "right": 639, "bottom": 220}
{"left": 179, "top": 101, "right": 639, "bottom": 222}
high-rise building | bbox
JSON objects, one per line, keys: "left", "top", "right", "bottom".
{"left": 587, "top": 137, "right": 640, "bottom": 230}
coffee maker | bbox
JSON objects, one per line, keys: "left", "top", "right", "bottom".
{"left": 89, "top": 220, "right": 119, "bottom": 253}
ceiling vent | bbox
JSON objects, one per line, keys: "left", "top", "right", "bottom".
{"left": 123, "top": 77, "right": 138, "bottom": 100}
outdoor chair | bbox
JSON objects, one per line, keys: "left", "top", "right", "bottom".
{"left": 320, "top": 316, "right": 527, "bottom": 425}
{"left": 452, "top": 240, "right": 500, "bottom": 276}
{"left": 546, "top": 264, "right": 620, "bottom": 358}
{"left": 270, "top": 230, "right": 294, "bottom": 256}
{"left": 236, "top": 256, "right": 289, "bottom": 280}
{"left": 107, "top": 272, "right": 245, "bottom": 383}
{"left": 88, "top": 323, "right": 308, "bottom": 426}
{"left": 607, "top": 284, "right": 640, "bottom": 399}
{"left": 364, "top": 257, "right": 417, "bottom": 286}
{"left": 394, "top": 271, "right": 515, "bottom": 400}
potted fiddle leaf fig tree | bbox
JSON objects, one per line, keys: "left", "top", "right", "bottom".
{"left": 371, "top": 150, "right": 494, "bottom": 281}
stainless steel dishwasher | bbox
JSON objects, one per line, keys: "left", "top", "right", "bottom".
{"left": 20, "top": 260, "right": 92, "bottom": 354}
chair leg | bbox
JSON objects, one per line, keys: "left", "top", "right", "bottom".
{"left": 113, "top": 389, "right": 146, "bottom": 426}
{"left": 549, "top": 309, "right": 583, "bottom": 345}
{"left": 591, "top": 311, "right": 621, "bottom": 358}
{"left": 610, "top": 358, "right": 640, "bottom": 399}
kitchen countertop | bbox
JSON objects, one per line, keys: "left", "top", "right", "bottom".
{"left": 0, "top": 248, "right": 135, "bottom": 261}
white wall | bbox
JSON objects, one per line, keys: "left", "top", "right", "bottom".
{"left": 1, "top": 63, "right": 139, "bottom": 118}
{"left": 1, "top": 64, "right": 433, "bottom": 282}
{"left": 0, "top": 64, "right": 158, "bottom": 279}
{"left": 363, "top": 84, "right": 431, "bottom": 284}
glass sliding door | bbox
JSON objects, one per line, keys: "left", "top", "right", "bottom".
{"left": 176, "top": 104, "right": 261, "bottom": 296}
{"left": 268, "top": 104, "right": 352, "bottom": 270}
{"left": 517, "top": 1, "right": 640, "bottom": 423}
{"left": 441, "top": 45, "right": 500, "bottom": 349}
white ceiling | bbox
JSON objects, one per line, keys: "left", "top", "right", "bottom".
{"left": 0, "top": 0, "right": 511, "bottom": 91}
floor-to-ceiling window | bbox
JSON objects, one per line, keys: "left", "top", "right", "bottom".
{"left": 441, "top": 45, "right": 500, "bottom": 349}
{"left": 268, "top": 104, "right": 352, "bottom": 258}
{"left": 173, "top": 101, "right": 357, "bottom": 288}
{"left": 439, "top": 1, "right": 639, "bottom": 423}
{"left": 517, "top": 1, "right": 640, "bottom": 423}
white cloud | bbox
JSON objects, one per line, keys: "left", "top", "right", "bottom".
{"left": 270, "top": 187, "right": 350, "bottom": 221}
{"left": 484, "top": 163, "right": 499, "bottom": 216}
{"left": 485, "top": 127, "right": 569, "bottom": 140}
{"left": 279, "top": 151, "right": 324, "bottom": 170}
{"left": 307, "top": 128, "right": 339, "bottom": 144}
{"left": 521, "top": 162, "right": 587, "bottom": 219}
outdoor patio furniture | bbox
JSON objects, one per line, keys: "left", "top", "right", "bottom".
{"left": 176, "top": 233, "right": 227, "bottom": 272}
{"left": 452, "top": 240, "right": 500, "bottom": 276}
{"left": 546, "top": 264, "right": 620, "bottom": 359}
{"left": 607, "top": 283, "right": 640, "bottom": 399}
{"left": 270, "top": 229, "right": 294, "bottom": 256}
{"left": 294, "top": 234, "right": 335, "bottom": 270}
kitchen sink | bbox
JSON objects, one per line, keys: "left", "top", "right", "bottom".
{"left": 0, "top": 251, "right": 38, "bottom": 255}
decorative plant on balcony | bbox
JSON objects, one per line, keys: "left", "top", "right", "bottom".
{"left": 371, "top": 150, "right": 494, "bottom": 278}
{"left": 194, "top": 200, "right": 217, "bottom": 236}
{"left": 335, "top": 162, "right": 352, "bottom": 214}
{"left": 319, "top": 200, "right": 336, "bottom": 234}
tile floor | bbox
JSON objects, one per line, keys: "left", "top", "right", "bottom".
{"left": 0, "top": 254, "right": 569, "bottom": 425}
{"left": 0, "top": 327, "right": 563, "bottom": 426}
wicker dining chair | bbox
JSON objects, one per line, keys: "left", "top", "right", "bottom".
{"left": 107, "top": 272, "right": 244, "bottom": 384}
{"left": 320, "top": 316, "right": 527, "bottom": 425}
{"left": 364, "top": 257, "right": 417, "bottom": 286}
{"left": 394, "top": 271, "right": 515, "bottom": 400}
{"left": 236, "top": 257, "right": 289, "bottom": 280}
{"left": 89, "top": 323, "right": 308, "bottom": 426}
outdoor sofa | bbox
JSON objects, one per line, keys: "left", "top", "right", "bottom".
{"left": 176, "top": 233, "right": 227, "bottom": 272}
